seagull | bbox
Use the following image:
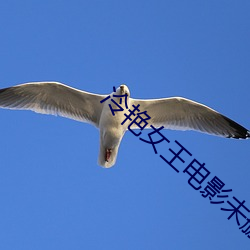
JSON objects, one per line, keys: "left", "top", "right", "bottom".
{"left": 0, "top": 82, "right": 249, "bottom": 168}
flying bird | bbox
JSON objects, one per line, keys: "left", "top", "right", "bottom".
{"left": 0, "top": 82, "right": 249, "bottom": 168}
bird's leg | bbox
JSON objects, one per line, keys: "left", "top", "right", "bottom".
{"left": 105, "top": 149, "right": 112, "bottom": 162}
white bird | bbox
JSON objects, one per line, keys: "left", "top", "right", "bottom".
{"left": 0, "top": 82, "right": 249, "bottom": 168}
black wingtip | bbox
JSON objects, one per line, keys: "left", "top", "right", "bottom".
{"left": 247, "top": 131, "right": 250, "bottom": 138}
{"left": 0, "top": 88, "right": 8, "bottom": 94}
{"left": 222, "top": 115, "right": 250, "bottom": 139}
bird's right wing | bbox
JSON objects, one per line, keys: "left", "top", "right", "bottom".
{"left": 130, "top": 97, "right": 250, "bottom": 139}
{"left": 0, "top": 82, "right": 107, "bottom": 127}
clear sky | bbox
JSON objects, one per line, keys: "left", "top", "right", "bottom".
{"left": 0, "top": 1, "right": 249, "bottom": 249}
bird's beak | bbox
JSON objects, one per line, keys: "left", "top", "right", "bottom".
{"left": 120, "top": 85, "right": 125, "bottom": 94}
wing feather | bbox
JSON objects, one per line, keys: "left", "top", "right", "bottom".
{"left": 0, "top": 82, "right": 106, "bottom": 127}
{"left": 131, "top": 97, "right": 249, "bottom": 139}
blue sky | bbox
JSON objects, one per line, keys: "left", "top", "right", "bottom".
{"left": 0, "top": 1, "right": 249, "bottom": 249}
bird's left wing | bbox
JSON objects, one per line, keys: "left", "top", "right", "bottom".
{"left": 130, "top": 97, "right": 250, "bottom": 139}
{"left": 0, "top": 82, "right": 106, "bottom": 127}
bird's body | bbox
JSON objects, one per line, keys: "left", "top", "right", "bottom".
{"left": 0, "top": 82, "right": 249, "bottom": 168}
{"left": 98, "top": 93, "right": 128, "bottom": 167}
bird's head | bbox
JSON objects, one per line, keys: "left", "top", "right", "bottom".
{"left": 117, "top": 84, "right": 130, "bottom": 97}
